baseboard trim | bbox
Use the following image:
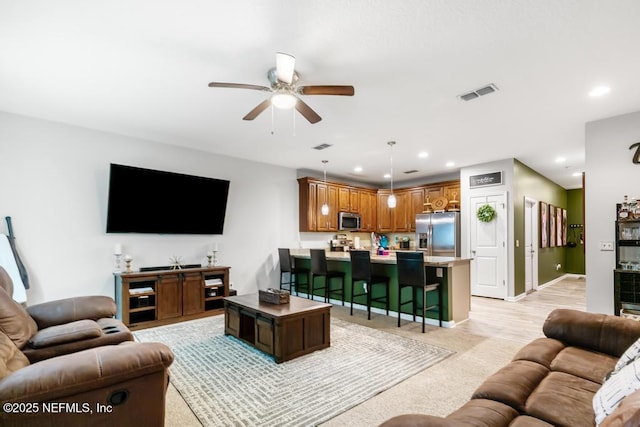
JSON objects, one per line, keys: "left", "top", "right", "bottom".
{"left": 505, "top": 274, "right": 582, "bottom": 302}
{"left": 505, "top": 293, "right": 527, "bottom": 302}
{"left": 296, "top": 293, "right": 456, "bottom": 328}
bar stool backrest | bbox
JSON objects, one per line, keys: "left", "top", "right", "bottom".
{"left": 350, "top": 250, "right": 372, "bottom": 282}
{"left": 396, "top": 251, "right": 425, "bottom": 288}
{"left": 310, "top": 249, "right": 328, "bottom": 275}
{"left": 278, "top": 248, "right": 293, "bottom": 273}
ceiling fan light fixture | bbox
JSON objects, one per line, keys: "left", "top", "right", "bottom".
{"left": 271, "top": 92, "right": 297, "bottom": 109}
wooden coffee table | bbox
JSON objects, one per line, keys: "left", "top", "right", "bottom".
{"left": 224, "top": 293, "right": 331, "bottom": 363}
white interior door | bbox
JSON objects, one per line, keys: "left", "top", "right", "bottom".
{"left": 470, "top": 194, "right": 507, "bottom": 299}
{"left": 524, "top": 198, "right": 538, "bottom": 293}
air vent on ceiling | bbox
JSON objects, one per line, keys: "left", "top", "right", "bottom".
{"left": 403, "top": 170, "right": 419, "bottom": 174}
{"left": 459, "top": 83, "right": 499, "bottom": 101}
{"left": 312, "top": 143, "right": 333, "bottom": 150}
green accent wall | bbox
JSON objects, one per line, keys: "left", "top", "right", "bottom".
{"left": 513, "top": 160, "right": 568, "bottom": 295}
{"left": 566, "top": 188, "right": 585, "bottom": 274}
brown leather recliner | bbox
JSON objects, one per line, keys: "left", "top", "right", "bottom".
{"left": 0, "top": 266, "right": 133, "bottom": 362}
{"left": 0, "top": 267, "right": 175, "bottom": 426}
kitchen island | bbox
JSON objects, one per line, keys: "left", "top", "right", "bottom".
{"left": 290, "top": 249, "right": 471, "bottom": 327}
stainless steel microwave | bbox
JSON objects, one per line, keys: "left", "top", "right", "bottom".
{"left": 339, "top": 212, "right": 361, "bottom": 231}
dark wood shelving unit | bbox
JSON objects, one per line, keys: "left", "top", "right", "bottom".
{"left": 614, "top": 203, "right": 640, "bottom": 316}
{"left": 115, "top": 266, "right": 230, "bottom": 330}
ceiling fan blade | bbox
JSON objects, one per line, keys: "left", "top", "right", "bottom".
{"left": 275, "top": 52, "right": 296, "bottom": 84}
{"left": 208, "top": 82, "right": 271, "bottom": 92}
{"left": 242, "top": 99, "right": 271, "bottom": 121}
{"left": 298, "top": 85, "right": 355, "bottom": 96}
{"left": 295, "top": 98, "right": 322, "bottom": 124}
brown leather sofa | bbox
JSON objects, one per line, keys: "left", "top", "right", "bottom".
{"left": 381, "top": 309, "right": 640, "bottom": 427}
{"left": 0, "top": 266, "right": 132, "bottom": 362}
{"left": 0, "top": 267, "right": 175, "bottom": 426}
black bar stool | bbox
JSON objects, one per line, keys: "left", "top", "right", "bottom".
{"left": 310, "top": 249, "right": 345, "bottom": 304}
{"left": 396, "top": 251, "right": 442, "bottom": 332}
{"left": 349, "top": 250, "right": 390, "bottom": 320}
{"left": 278, "top": 248, "right": 309, "bottom": 296}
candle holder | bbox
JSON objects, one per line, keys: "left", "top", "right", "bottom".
{"left": 114, "top": 254, "right": 122, "bottom": 273}
{"left": 212, "top": 250, "right": 219, "bottom": 267}
{"left": 125, "top": 256, "right": 133, "bottom": 273}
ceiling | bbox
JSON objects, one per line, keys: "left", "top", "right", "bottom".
{"left": 2, "top": 1, "right": 640, "bottom": 189}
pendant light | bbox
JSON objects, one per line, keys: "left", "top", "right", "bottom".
{"left": 387, "top": 141, "right": 397, "bottom": 208}
{"left": 321, "top": 160, "right": 329, "bottom": 215}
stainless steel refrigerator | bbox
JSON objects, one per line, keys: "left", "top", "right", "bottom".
{"left": 415, "top": 212, "right": 461, "bottom": 257}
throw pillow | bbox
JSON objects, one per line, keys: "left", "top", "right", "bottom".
{"left": 594, "top": 356, "right": 640, "bottom": 425}
{"left": 614, "top": 337, "right": 640, "bottom": 373}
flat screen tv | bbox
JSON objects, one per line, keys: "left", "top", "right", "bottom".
{"left": 106, "top": 163, "right": 230, "bottom": 234}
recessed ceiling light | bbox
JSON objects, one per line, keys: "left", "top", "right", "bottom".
{"left": 383, "top": 173, "right": 391, "bottom": 179}
{"left": 555, "top": 157, "right": 566, "bottom": 163}
{"left": 445, "top": 161, "right": 455, "bottom": 167}
{"left": 418, "top": 152, "right": 429, "bottom": 158}
{"left": 354, "top": 166, "right": 363, "bottom": 173}
{"left": 572, "top": 172, "right": 582, "bottom": 177}
{"left": 589, "top": 86, "right": 610, "bottom": 97}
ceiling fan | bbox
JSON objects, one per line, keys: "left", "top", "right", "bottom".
{"left": 208, "top": 52, "right": 354, "bottom": 124}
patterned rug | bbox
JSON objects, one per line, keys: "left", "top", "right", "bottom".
{"left": 134, "top": 315, "right": 453, "bottom": 427}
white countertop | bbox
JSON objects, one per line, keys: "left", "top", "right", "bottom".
{"left": 290, "top": 248, "right": 471, "bottom": 266}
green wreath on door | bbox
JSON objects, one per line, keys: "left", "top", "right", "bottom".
{"left": 477, "top": 204, "right": 496, "bottom": 223}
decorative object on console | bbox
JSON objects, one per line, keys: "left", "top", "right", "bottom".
{"left": 113, "top": 243, "right": 122, "bottom": 273}
{"left": 211, "top": 242, "right": 220, "bottom": 266}
{"left": 124, "top": 255, "right": 133, "bottom": 273}
{"left": 206, "top": 252, "right": 213, "bottom": 267}
{"left": 169, "top": 255, "right": 183, "bottom": 270}
{"left": 259, "top": 288, "right": 290, "bottom": 304}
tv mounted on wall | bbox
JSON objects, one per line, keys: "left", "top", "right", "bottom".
{"left": 106, "top": 163, "right": 230, "bottom": 234}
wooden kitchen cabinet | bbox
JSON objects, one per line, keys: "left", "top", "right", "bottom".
{"left": 298, "top": 177, "right": 460, "bottom": 233}
{"left": 338, "top": 187, "right": 360, "bottom": 212}
{"left": 359, "top": 190, "right": 377, "bottom": 232}
{"left": 377, "top": 191, "right": 394, "bottom": 233}
{"left": 316, "top": 183, "right": 338, "bottom": 231}
{"left": 393, "top": 190, "right": 411, "bottom": 232}
{"left": 299, "top": 177, "right": 339, "bottom": 231}
{"left": 298, "top": 178, "right": 318, "bottom": 231}
{"left": 409, "top": 188, "right": 426, "bottom": 231}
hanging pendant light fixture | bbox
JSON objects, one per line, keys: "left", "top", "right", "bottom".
{"left": 321, "top": 160, "right": 330, "bottom": 215}
{"left": 387, "top": 141, "right": 397, "bottom": 208}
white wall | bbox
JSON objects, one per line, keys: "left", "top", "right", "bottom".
{"left": 0, "top": 112, "right": 299, "bottom": 304}
{"left": 585, "top": 110, "right": 640, "bottom": 314}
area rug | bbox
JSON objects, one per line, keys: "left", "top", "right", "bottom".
{"left": 134, "top": 315, "right": 454, "bottom": 427}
